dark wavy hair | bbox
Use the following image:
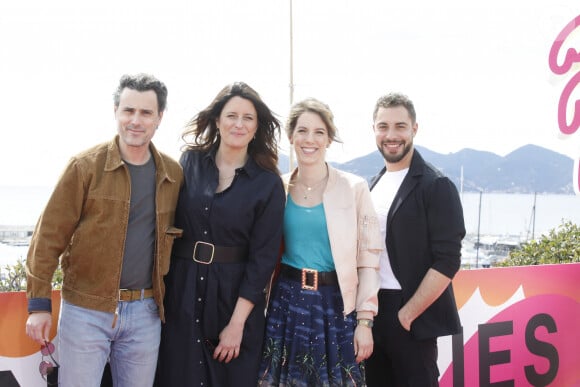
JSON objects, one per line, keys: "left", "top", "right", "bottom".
{"left": 182, "top": 82, "right": 281, "bottom": 174}
{"left": 113, "top": 73, "right": 168, "bottom": 113}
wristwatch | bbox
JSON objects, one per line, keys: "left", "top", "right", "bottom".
{"left": 357, "top": 319, "right": 374, "bottom": 328}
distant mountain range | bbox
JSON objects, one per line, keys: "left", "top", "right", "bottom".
{"left": 279, "top": 144, "right": 575, "bottom": 194}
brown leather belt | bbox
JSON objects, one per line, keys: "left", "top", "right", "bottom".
{"left": 279, "top": 263, "right": 339, "bottom": 291}
{"left": 119, "top": 288, "right": 154, "bottom": 302}
{"left": 173, "top": 239, "right": 248, "bottom": 264}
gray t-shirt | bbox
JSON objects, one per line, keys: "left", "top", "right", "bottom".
{"left": 120, "top": 157, "right": 156, "bottom": 289}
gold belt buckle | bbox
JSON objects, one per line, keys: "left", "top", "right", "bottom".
{"left": 119, "top": 289, "right": 134, "bottom": 301}
{"left": 301, "top": 268, "right": 318, "bottom": 291}
{"left": 193, "top": 241, "right": 215, "bottom": 264}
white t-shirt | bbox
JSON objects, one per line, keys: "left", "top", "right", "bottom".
{"left": 371, "top": 168, "right": 408, "bottom": 290}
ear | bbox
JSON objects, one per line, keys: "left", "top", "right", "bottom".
{"left": 412, "top": 122, "right": 418, "bottom": 137}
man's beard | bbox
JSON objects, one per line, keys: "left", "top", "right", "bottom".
{"left": 378, "top": 140, "right": 413, "bottom": 164}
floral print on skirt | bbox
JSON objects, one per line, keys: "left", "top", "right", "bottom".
{"left": 258, "top": 276, "right": 365, "bottom": 386}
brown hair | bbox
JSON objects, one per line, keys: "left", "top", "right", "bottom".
{"left": 373, "top": 92, "right": 416, "bottom": 124}
{"left": 285, "top": 98, "right": 341, "bottom": 143}
{"left": 182, "top": 82, "right": 281, "bottom": 174}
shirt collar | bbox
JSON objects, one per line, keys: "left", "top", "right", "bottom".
{"left": 204, "top": 144, "right": 260, "bottom": 178}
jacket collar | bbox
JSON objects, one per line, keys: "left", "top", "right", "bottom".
{"left": 387, "top": 149, "right": 424, "bottom": 220}
{"left": 369, "top": 149, "right": 425, "bottom": 219}
{"left": 285, "top": 162, "right": 337, "bottom": 192}
{"left": 370, "top": 149, "right": 424, "bottom": 188}
{"left": 104, "top": 135, "right": 176, "bottom": 183}
{"left": 369, "top": 167, "right": 386, "bottom": 190}
{"left": 104, "top": 136, "right": 124, "bottom": 172}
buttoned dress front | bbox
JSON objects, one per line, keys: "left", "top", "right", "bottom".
{"left": 156, "top": 147, "right": 285, "bottom": 387}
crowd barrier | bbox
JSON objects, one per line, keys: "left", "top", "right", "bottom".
{"left": 1, "top": 263, "right": 578, "bottom": 386}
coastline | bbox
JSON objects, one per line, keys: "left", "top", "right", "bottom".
{"left": 0, "top": 242, "right": 29, "bottom": 267}
{"left": 3, "top": 189, "right": 580, "bottom": 269}
{"left": 0, "top": 229, "right": 516, "bottom": 270}
{"left": 0, "top": 225, "right": 33, "bottom": 266}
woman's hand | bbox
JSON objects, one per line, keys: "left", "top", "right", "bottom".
{"left": 213, "top": 320, "right": 244, "bottom": 363}
{"left": 353, "top": 324, "right": 374, "bottom": 363}
{"left": 212, "top": 297, "right": 254, "bottom": 363}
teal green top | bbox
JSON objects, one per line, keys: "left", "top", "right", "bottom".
{"left": 281, "top": 195, "right": 335, "bottom": 271}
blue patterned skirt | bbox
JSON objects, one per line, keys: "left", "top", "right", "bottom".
{"left": 258, "top": 276, "right": 365, "bottom": 387}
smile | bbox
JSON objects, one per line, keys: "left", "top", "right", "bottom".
{"left": 383, "top": 142, "right": 402, "bottom": 149}
{"left": 301, "top": 147, "right": 318, "bottom": 154}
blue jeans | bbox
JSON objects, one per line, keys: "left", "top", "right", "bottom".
{"left": 57, "top": 298, "right": 161, "bottom": 387}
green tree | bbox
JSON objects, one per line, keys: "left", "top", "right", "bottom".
{"left": 0, "top": 258, "right": 27, "bottom": 291}
{"left": 500, "top": 220, "right": 580, "bottom": 266}
{"left": 0, "top": 258, "right": 62, "bottom": 292}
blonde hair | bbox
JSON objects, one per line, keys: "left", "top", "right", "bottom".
{"left": 285, "top": 98, "right": 341, "bottom": 143}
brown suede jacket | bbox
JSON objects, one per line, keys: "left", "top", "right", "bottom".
{"left": 26, "top": 136, "right": 183, "bottom": 321}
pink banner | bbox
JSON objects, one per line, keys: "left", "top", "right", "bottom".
{"left": 440, "top": 264, "right": 580, "bottom": 387}
{"left": 1, "top": 265, "right": 579, "bottom": 386}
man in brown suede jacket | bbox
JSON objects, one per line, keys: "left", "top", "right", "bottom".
{"left": 25, "top": 73, "right": 182, "bottom": 387}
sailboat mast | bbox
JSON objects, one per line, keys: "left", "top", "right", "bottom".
{"left": 532, "top": 192, "right": 536, "bottom": 240}
{"left": 460, "top": 165, "right": 464, "bottom": 200}
{"left": 476, "top": 190, "right": 482, "bottom": 268}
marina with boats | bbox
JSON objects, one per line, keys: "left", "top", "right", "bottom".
{"left": 1, "top": 191, "right": 579, "bottom": 270}
{"left": 0, "top": 226, "right": 534, "bottom": 270}
{"left": 460, "top": 233, "right": 522, "bottom": 269}
{"left": 0, "top": 226, "right": 32, "bottom": 247}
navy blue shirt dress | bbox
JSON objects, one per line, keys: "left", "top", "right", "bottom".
{"left": 156, "top": 147, "right": 285, "bottom": 387}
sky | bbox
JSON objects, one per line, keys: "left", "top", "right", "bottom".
{"left": 1, "top": 0, "right": 579, "bottom": 187}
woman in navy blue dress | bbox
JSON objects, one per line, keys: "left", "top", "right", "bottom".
{"left": 156, "top": 82, "right": 285, "bottom": 387}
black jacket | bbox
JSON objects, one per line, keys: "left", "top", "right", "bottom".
{"left": 370, "top": 150, "right": 465, "bottom": 339}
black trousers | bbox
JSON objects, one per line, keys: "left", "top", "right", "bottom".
{"left": 366, "top": 289, "right": 439, "bottom": 387}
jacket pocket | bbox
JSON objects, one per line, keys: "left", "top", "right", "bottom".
{"left": 358, "top": 214, "right": 382, "bottom": 252}
{"left": 159, "top": 226, "right": 183, "bottom": 274}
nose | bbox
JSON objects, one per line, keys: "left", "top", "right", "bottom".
{"left": 381, "top": 128, "right": 395, "bottom": 139}
{"left": 129, "top": 113, "right": 141, "bottom": 126}
{"left": 234, "top": 117, "right": 244, "bottom": 128}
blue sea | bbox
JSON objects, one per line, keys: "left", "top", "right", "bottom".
{"left": 1, "top": 186, "right": 579, "bottom": 265}
{"left": 0, "top": 186, "right": 54, "bottom": 226}
{"left": 460, "top": 192, "right": 580, "bottom": 237}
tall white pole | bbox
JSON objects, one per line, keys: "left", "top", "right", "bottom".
{"left": 288, "top": 0, "right": 295, "bottom": 172}
{"left": 460, "top": 165, "right": 464, "bottom": 198}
